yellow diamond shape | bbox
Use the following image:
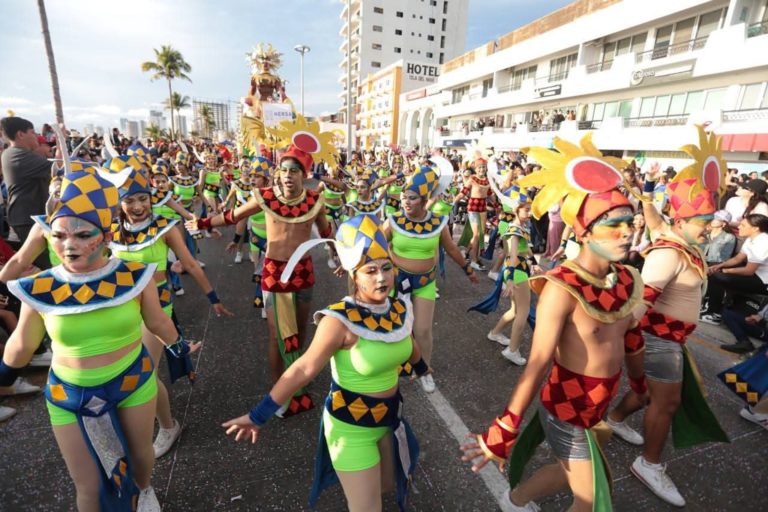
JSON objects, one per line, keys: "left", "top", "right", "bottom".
{"left": 725, "top": 373, "right": 736, "bottom": 383}
{"left": 115, "top": 272, "right": 134, "bottom": 287}
{"left": 51, "top": 284, "right": 72, "bottom": 304}
{"left": 380, "top": 318, "right": 392, "bottom": 330}
{"left": 97, "top": 280, "right": 117, "bottom": 298}
{"left": 31, "top": 276, "right": 54, "bottom": 294}
{"left": 394, "top": 301, "right": 406, "bottom": 313}
{"left": 124, "top": 261, "right": 144, "bottom": 271}
{"left": 363, "top": 316, "right": 379, "bottom": 330}
{"left": 370, "top": 403, "right": 389, "bottom": 423}
{"left": 73, "top": 285, "right": 96, "bottom": 304}
{"left": 347, "top": 397, "right": 369, "bottom": 421}
{"left": 746, "top": 391, "right": 758, "bottom": 404}
{"left": 414, "top": 224, "right": 424, "bottom": 233}
{"left": 331, "top": 390, "right": 346, "bottom": 411}
{"left": 347, "top": 309, "right": 362, "bottom": 322}
{"left": 49, "top": 383, "right": 67, "bottom": 402}
{"left": 736, "top": 382, "right": 747, "bottom": 393}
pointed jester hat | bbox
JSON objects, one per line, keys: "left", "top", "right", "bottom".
{"left": 280, "top": 215, "right": 390, "bottom": 283}
{"left": 126, "top": 142, "right": 151, "bottom": 168}
{"left": 488, "top": 158, "right": 529, "bottom": 209}
{"left": 666, "top": 125, "right": 726, "bottom": 219}
{"left": 517, "top": 133, "right": 632, "bottom": 237}
{"left": 49, "top": 171, "right": 121, "bottom": 232}
{"left": 251, "top": 156, "right": 274, "bottom": 178}
{"left": 403, "top": 156, "right": 454, "bottom": 199}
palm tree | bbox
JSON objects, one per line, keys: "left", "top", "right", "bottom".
{"left": 199, "top": 104, "right": 215, "bottom": 138}
{"left": 164, "top": 92, "right": 190, "bottom": 114}
{"left": 37, "top": 0, "right": 64, "bottom": 124}
{"left": 141, "top": 45, "right": 192, "bottom": 138}
{"left": 146, "top": 124, "right": 164, "bottom": 140}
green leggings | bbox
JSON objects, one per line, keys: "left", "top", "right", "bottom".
{"left": 322, "top": 409, "right": 389, "bottom": 471}
{"left": 47, "top": 345, "right": 158, "bottom": 426}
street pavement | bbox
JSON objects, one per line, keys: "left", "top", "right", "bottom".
{"left": 1, "top": 225, "right": 767, "bottom": 512}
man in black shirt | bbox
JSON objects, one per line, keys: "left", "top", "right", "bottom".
{"left": 0, "top": 116, "right": 54, "bottom": 268}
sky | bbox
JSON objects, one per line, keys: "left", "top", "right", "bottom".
{"left": 0, "top": 0, "right": 572, "bottom": 132}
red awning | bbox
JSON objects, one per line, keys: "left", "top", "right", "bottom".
{"left": 721, "top": 133, "right": 768, "bottom": 152}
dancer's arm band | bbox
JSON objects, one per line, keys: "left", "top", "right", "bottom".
{"left": 478, "top": 408, "right": 521, "bottom": 461}
{"left": 206, "top": 290, "right": 221, "bottom": 304}
{"left": 232, "top": 234, "right": 242, "bottom": 244}
{"left": 624, "top": 323, "right": 645, "bottom": 354}
{"left": 165, "top": 336, "right": 190, "bottom": 358}
{"left": 395, "top": 172, "right": 405, "bottom": 180}
{"left": 643, "top": 179, "right": 657, "bottom": 193}
{"left": 222, "top": 209, "right": 238, "bottom": 225}
{"left": 462, "top": 263, "right": 474, "bottom": 276}
{"left": 197, "top": 217, "right": 212, "bottom": 230}
{"left": 319, "top": 223, "right": 333, "bottom": 239}
{"left": 248, "top": 394, "right": 280, "bottom": 426}
{"left": 412, "top": 358, "right": 429, "bottom": 377}
{"left": 629, "top": 375, "right": 647, "bottom": 395}
{"left": 0, "top": 360, "right": 22, "bottom": 387}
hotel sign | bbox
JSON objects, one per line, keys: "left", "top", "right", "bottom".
{"left": 630, "top": 60, "right": 695, "bottom": 87}
{"left": 535, "top": 84, "right": 562, "bottom": 98}
{"left": 405, "top": 61, "right": 439, "bottom": 84}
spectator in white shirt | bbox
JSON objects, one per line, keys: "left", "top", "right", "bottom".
{"left": 724, "top": 179, "right": 768, "bottom": 228}
{"left": 701, "top": 214, "right": 768, "bottom": 324}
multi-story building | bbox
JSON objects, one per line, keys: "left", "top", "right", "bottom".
{"left": 175, "top": 115, "right": 188, "bottom": 137}
{"left": 400, "top": 0, "right": 768, "bottom": 171}
{"left": 148, "top": 110, "right": 166, "bottom": 130}
{"left": 126, "top": 121, "right": 140, "bottom": 139}
{"left": 339, "top": 0, "right": 468, "bottom": 144}
{"left": 192, "top": 99, "right": 230, "bottom": 136}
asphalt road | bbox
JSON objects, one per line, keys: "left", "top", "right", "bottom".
{"left": 1, "top": 226, "right": 766, "bottom": 512}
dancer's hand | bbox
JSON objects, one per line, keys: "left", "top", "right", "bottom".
{"left": 333, "top": 266, "right": 346, "bottom": 278}
{"left": 460, "top": 433, "right": 505, "bottom": 473}
{"left": 185, "top": 216, "right": 200, "bottom": 231}
{"left": 531, "top": 265, "right": 543, "bottom": 275}
{"left": 501, "top": 282, "right": 514, "bottom": 298}
{"left": 170, "top": 260, "right": 184, "bottom": 273}
{"left": 225, "top": 242, "right": 237, "bottom": 253}
{"left": 468, "top": 272, "right": 479, "bottom": 284}
{"left": 213, "top": 303, "right": 235, "bottom": 318}
{"left": 210, "top": 228, "right": 223, "bottom": 240}
{"left": 222, "top": 414, "right": 261, "bottom": 444}
{"left": 708, "top": 263, "right": 723, "bottom": 275}
{"left": 645, "top": 161, "right": 662, "bottom": 182}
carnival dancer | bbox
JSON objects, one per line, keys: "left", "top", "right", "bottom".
{"left": 346, "top": 170, "right": 402, "bottom": 219}
{"left": 606, "top": 126, "right": 729, "bottom": 507}
{"left": 485, "top": 163, "right": 524, "bottom": 279}
{"left": 385, "top": 154, "right": 407, "bottom": 218}
{"left": 169, "top": 147, "right": 204, "bottom": 275}
{"left": 382, "top": 158, "right": 478, "bottom": 393}
{"left": 469, "top": 163, "right": 540, "bottom": 366}
{"left": 453, "top": 158, "right": 494, "bottom": 270}
{"left": 188, "top": 115, "right": 336, "bottom": 416}
{"left": 316, "top": 160, "right": 349, "bottom": 266}
{"left": 223, "top": 158, "right": 255, "bottom": 263}
{"left": 109, "top": 163, "right": 233, "bottom": 458}
{"left": 199, "top": 150, "right": 223, "bottom": 214}
{"left": 0, "top": 167, "right": 199, "bottom": 511}
{"left": 222, "top": 214, "right": 427, "bottom": 512}
{"left": 462, "top": 134, "right": 647, "bottom": 512}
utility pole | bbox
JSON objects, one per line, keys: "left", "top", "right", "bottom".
{"left": 293, "top": 45, "right": 310, "bottom": 116}
{"left": 346, "top": 0, "right": 353, "bottom": 156}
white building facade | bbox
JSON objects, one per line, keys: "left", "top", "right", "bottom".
{"left": 399, "top": 0, "right": 768, "bottom": 171}
{"left": 338, "top": 0, "right": 468, "bottom": 129}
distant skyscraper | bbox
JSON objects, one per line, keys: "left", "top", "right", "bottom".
{"left": 148, "top": 110, "right": 166, "bottom": 130}
{"left": 192, "top": 99, "right": 230, "bottom": 137}
{"left": 84, "top": 123, "right": 95, "bottom": 136}
{"left": 119, "top": 118, "right": 129, "bottom": 134}
{"left": 139, "top": 120, "right": 147, "bottom": 138}
{"left": 126, "top": 121, "right": 140, "bottom": 139}
{"left": 175, "top": 115, "right": 188, "bottom": 137}
{"left": 95, "top": 126, "right": 105, "bottom": 137}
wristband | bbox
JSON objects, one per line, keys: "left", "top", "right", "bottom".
{"left": 222, "top": 209, "right": 237, "bottom": 225}
{"left": 312, "top": 171, "right": 322, "bottom": 180}
{"left": 412, "top": 358, "right": 429, "bottom": 377}
{"left": 396, "top": 172, "right": 405, "bottom": 180}
{"left": 477, "top": 408, "right": 521, "bottom": 462}
{"left": 165, "top": 337, "right": 190, "bottom": 359}
{"left": 643, "top": 179, "right": 657, "bottom": 193}
{"left": 206, "top": 290, "right": 221, "bottom": 304}
{"left": 232, "top": 233, "right": 242, "bottom": 244}
{"left": 629, "top": 375, "right": 647, "bottom": 395}
{"left": 0, "top": 360, "right": 22, "bottom": 387}
{"left": 197, "top": 217, "right": 212, "bottom": 230}
{"left": 462, "top": 262, "right": 474, "bottom": 276}
{"left": 248, "top": 394, "right": 281, "bottom": 426}
{"left": 319, "top": 223, "right": 333, "bottom": 239}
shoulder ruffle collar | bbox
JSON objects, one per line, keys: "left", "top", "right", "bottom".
{"left": 8, "top": 258, "right": 156, "bottom": 315}
{"left": 252, "top": 187, "right": 324, "bottom": 224}
{"left": 529, "top": 261, "right": 644, "bottom": 323}
{"left": 644, "top": 236, "right": 707, "bottom": 278}
{"left": 389, "top": 210, "right": 448, "bottom": 239}
{"left": 314, "top": 294, "right": 413, "bottom": 343}
{"left": 110, "top": 216, "right": 178, "bottom": 252}
{"left": 170, "top": 175, "right": 199, "bottom": 188}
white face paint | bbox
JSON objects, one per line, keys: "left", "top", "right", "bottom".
{"left": 50, "top": 217, "right": 108, "bottom": 273}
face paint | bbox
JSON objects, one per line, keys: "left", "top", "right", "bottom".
{"left": 121, "top": 193, "right": 151, "bottom": 222}
{"left": 678, "top": 215, "right": 713, "bottom": 246}
{"left": 354, "top": 259, "right": 394, "bottom": 303}
{"left": 50, "top": 217, "right": 106, "bottom": 272}
{"left": 585, "top": 211, "right": 634, "bottom": 262}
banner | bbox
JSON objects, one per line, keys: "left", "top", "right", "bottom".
{"left": 262, "top": 103, "right": 294, "bottom": 128}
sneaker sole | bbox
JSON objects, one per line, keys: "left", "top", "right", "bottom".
{"left": 611, "top": 429, "right": 644, "bottom": 446}
{"left": 630, "top": 465, "right": 686, "bottom": 507}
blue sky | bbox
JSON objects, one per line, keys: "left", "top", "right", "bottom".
{"left": 0, "top": 0, "right": 571, "bottom": 131}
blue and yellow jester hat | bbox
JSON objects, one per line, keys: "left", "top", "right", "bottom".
{"left": 404, "top": 165, "right": 439, "bottom": 198}
{"left": 252, "top": 156, "right": 274, "bottom": 178}
{"left": 239, "top": 158, "right": 253, "bottom": 175}
{"left": 175, "top": 151, "right": 191, "bottom": 167}
{"left": 280, "top": 215, "right": 391, "bottom": 283}
{"left": 151, "top": 161, "right": 169, "bottom": 176}
{"left": 127, "top": 143, "right": 151, "bottom": 168}
{"left": 49, "top": 170, "right": 120, "bottom": 232}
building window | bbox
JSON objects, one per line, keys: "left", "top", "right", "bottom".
{"left": 439, "top": 52, "right": 444, "bottom": 64}
{"left": 427, "top": 35, "right": 434, "bottom": 41}
{"left": 442, "top": 19, "right": 447, "bottom": 31}
{"left": 372, "top": 43, "right": 382, "bottom": 50}
{"left": 394, "top": 47, "right": 402, "bottom": 53}
{"left": 440, "top": 35, "right": 445, "bottom": 48}
{"left": 396, "top": 11, "right": 403, "bottom": 17}
{"left": 482, "top": 78, "right": 494, "bottom": 97}
{"left": 739, "top": 83, "right": 765, "bottom": 110}
{"left": 443, "top": 1, "right": 449, "bottom": 14}
{"left": 427, "top": 52, "right": 433, "bottom": 58}
{"left": 371, "top": 61, "right": 381, "bottom": 68}
{"left": 509, "top": 64, "right": 537, "bottom": 90}
{"left": 395, "top": 29, "right": 402, "bottom": 35}
{"left": 373, "top": 25, "right": 383, "bottom": 32}
{"left": 451, "top": 86, "right": 469, "bottom": 104}
{"left": 429, "top": 18, "right": 436, "bottom": 24}
{"left": 373, "top": 6, "right": 383, "bottom": 14}
{"left": 431, "top": 0, "right": 437, "bottom": 5}
{"left": 548, "top": 53, "right": 577, "bottom": 82}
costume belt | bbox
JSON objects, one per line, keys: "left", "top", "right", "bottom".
{"left": 261, "top": 256, "right": 315, "bottom": 293}
{"left": 310, "top": 381, "right": 419, "bottom": 512}
{"left": 640, "top": 309, "right": 696, "bottom": 344}
{"left": 498, "top": 211, "right": 515, "bottom": 223}
{"left": 396, "top": 266, "right": 437, "bottom": 295}
{"left": 249, "top": 231, "right": 267, "bottom": 252}
{"left": 203, "top": 183, "right": 220, "bottom": 193}
{"left": 467, "top": 197, "right": 487, "bottom": 213}
{"left": 45, "top": 346, "right": 155, "bottom": 511}
{"left": 387, "top": 196, "right": 401, "bottom": 209}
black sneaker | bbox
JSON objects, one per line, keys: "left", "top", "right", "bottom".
{"left": 700, "top": 313, "right": 722, "bottom": 325}
{"left": 722, "top": 340, "right": 755, "bottom": 354}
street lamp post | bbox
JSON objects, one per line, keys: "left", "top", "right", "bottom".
{"left": 293, "top": 44, "right": 310, "bottom": 117}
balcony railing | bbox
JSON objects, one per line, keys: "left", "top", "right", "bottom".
{"left": 537, "top": 69, "right": 571, "bottom": 85}
{"left": 623, "top": 114, "right": 689, "bottom": 128}
{"left": 497, "top": 82, "right": 524, "bottom": 93}
{"left": 578, "top": 120, "right": 602, "bottom": 130}
{"left": 635, "top": 37, "right": 707, "bottom": 64}
{"left": 747, "top": 20, "right": 768, "bottom": 38}
{"left": 585, "top": 60, "right": 614, "bottom": 74}
{"left": 722, "top": 108, "right": 768, "bottom": 122}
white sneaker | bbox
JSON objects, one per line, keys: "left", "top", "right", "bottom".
{"left": 204, "top": 231, "right": 211, "bottom": 239}
{"left": 606, "top": 417, "right": 644, "bottom": 445}
{"left": 275, "top": 401, "right": 290, "bottom": 418}
{"left": 8, "top": 377, "right": 42, "bottom": 396}
{"left": 419, "top": 374, "right": 436, "bottom": 393}
{"left": 0, "top": 406, "right": 17, "bottom": 422}
{"left": 197, "top": 260, "right": 206, "bottom": 269}
{"left": 502, "top": 490, "right": 540, "bottom": 511}
{"left": 488, "top": 271, "right": 499, "bottom": 281}
{"left": 740, "top": 406, "right": 768, "bottom": 431}
{"left": 29, "top": 349, "right": 53, "bottom": 367}
{"left": 327, "top": 257, "right": 338, "bottom": 269}
{"left": 137, "top": 486, "right": 161, "bottom": 512}
{"left": 153, "top": 419, "right": 181, "bottom": 459}
{"left": 487, "top": 331, "right": 510, "bottom": 346}
{"left": 261, "top": 308, "right": 267, "bottom": 319}
{"left": 174, "top": 287, "right": 185, "bottom": 297}
{"left": 630, "top": 456, "right": 686, "bottom": 507}
{"left": 234, "top": 252, "right": 243, "bottom": 264}
{"left": 470, "top": 261, "right": 487, "bottom": 271}
{"left": 501, "top": 347, "right": 527, "bottom": 366}
{"left": 435, "top": 288, "right": 440, "bottom": 299}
